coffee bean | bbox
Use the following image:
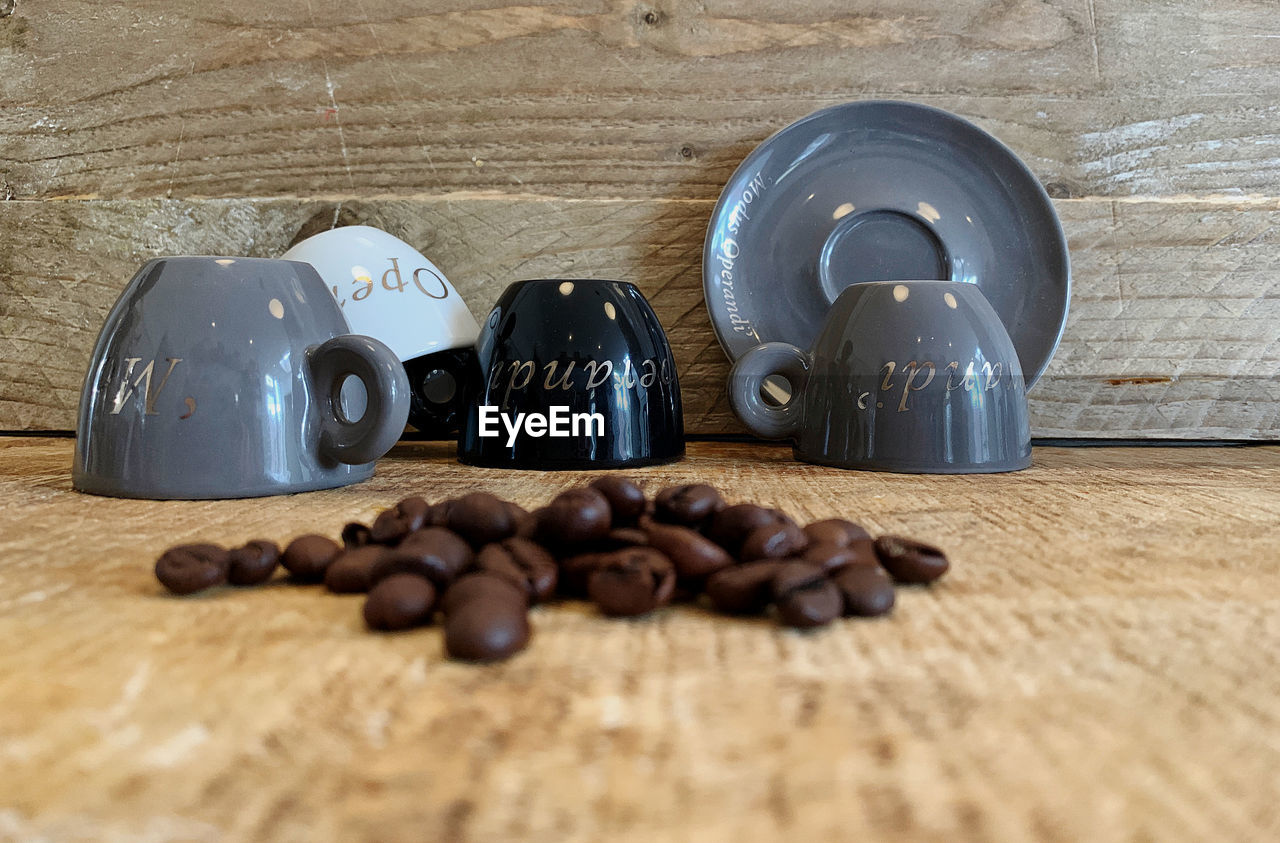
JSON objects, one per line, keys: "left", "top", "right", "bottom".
{"left": 341, "top": 521, "right": 373, "bottom": 550}
{"left": 589, "top": 476, "right": 648, "bottom": 523}
{"left": 772, "top": 561, "right": 841, "bottom": 628}
{"left": 873, "top": 535, "right": 949, "bottom": 584}
{"left": 155, "top": 543, "right": 230, "bottom": 595}
{"left": 803, "top": 518, "right": 872, "bottom": 548}
{"left": 587, "top": 548, "right": 675, "bottom": 617}
{"left": 444, "top": 599, "right": 531, "bottom": 662}
{"left": 654, "top": 483, "right": 724, "bottom": 526}
{"left": 704, "top": 504, "right": 785, "bottom": 553}
{"left": 705, "top": 559, "right": 783, "bottom": 615}
{"left": 536, "top": 488, "right": 612, "bottom": 547}
{"left": 740, "top": 522, "right": 808, "bottom": 561}
{"left": 441, "top": 572, "right": 529, "bottom": 615}
{"left": 558, "top": 552, "right": 607, "bottom": 597}
{"left": 226, "top": 539, "right": 279, "bottom": 586}
{"left": 370, "top": 496, "right": 432, "bottom": 544}
{"left": 801, "top": 539, "right": 877, "bottom": 573}
{"left": 442, "top": 574, "right": 531, "bottom": 661}
{"left": 832, "top": 565, "right": 895, "bottom": 617}
{"left": 506, "top": 501, "right": 537, "bottom": 538}
{"left": 771, "top": 560, "right": 826, "bottom": 600}
{"left": 424, "top": 499, "right": 453, "bottom": 528}
{"left": 371, "top": 527, "right": 473, "bottom": 587}
{"left": 586, "top": 527, "right": 650, "bottom": 553}
{"left": 324, "top": 546, "right": 387, "bottom": 593}
{"left": 447, "top": 492, "right": 516, "bottom": 546}
{"left": 363, "top": 574, "right": 437, "bottom": 631}
{"left": 643, "top": 521, "right": 734, "bottom": 580}
{"left": 474, "top": 538, "right": 558, "bottom": 603}
{"left": 280, "top": 534, "right": 340, "bottom": 582}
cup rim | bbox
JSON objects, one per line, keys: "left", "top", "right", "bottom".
{"left": 835, "top": 279, "right": 968, "bottom": 287}
{"left": 510, "top": 278, "right": 641, "bottom": 291}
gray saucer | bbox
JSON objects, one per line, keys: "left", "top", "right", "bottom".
{"left": 703, "top": 100, "right": 1070, "bottom": 388}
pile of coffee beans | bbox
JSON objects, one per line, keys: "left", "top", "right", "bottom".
{"left": 153, "top": 478, "right": 949, "bottom": 662}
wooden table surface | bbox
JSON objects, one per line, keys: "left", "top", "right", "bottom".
{"left": 1, "top": 437, "right": 1278, "bottom": 841}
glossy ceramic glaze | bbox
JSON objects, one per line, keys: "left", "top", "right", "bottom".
{"left": 729, "top": 281, "right": 1031, "bottom": 473}
{"left": 73, "top": 257, "right": 410, "bottom": 499}
{"left": 282, "top": 225, "right": 481, "bottom": 436}
{"left": 704, "top": 100, "right": 1070, "bottom": 388}
{"left": 457, "top": 279, "right": 685, "bottom": 469}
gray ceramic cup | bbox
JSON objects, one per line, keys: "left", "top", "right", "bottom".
{"left": 73, "top": 257, "right": 411, "bottom": 499}
{"left": 728, "top": 280, "right": 1031, "bottom": 473}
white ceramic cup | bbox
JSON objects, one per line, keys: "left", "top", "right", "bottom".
{"left": 282, "top": 225, "right": 481, "bottom": 436}
{"left": 282, "top": 225, "right": 479, "bottom": 361}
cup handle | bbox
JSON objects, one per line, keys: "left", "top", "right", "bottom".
{"left": 308, "top": 335, "right": 410, "bottom": 465}
{"left": 405, "top": 348, "right": 478, "bottom": 439}
{"left": 728, "top": 342, "right": 810, "bottom": 440}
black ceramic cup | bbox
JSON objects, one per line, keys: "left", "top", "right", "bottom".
{"left": 457, "top": 279, "right": 685, "bottom": 469}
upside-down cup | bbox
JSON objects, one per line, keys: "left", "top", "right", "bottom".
{"left": 728, "top": 280, "right": 1031, "bottom": 473}
{"left": 73, "top": 257, "right": 410, "bottom": 499}
{"left": 457, "top": 279, "right": 685, "bottom": 469}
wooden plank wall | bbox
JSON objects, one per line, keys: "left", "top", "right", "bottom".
{"left": 1, "top": 1, "right": 1277, "bottom": 438}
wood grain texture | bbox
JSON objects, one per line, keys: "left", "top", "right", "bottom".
{"left": 2, "top": 196, "right": 1278, "bottom": 437}
{"left": 1, "top": 1, "right": 1278, "bottom": 200}
{"left": 2, "top": 1, "right": 1278, "bottom": 439}
{"left": 1, "top": 437, "right": 1278, "bottom": 840}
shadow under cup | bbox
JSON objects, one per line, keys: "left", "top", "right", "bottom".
{"left": 457, "top": 279, "right": 685, "bottom": 469}
{"left": 729, "top": 280, "right": 1031, "bottom": 473}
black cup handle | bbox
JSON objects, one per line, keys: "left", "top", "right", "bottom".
{"left": 728, "top": 342, "right": 810, "bottom": 440}
{"left": 404, "top": 347, "right": 478, "bottom": 439}
{"left": 309, "top": 335, "right": 410, "bottom": 465}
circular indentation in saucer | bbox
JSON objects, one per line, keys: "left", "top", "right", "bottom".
{"left": 817, "top": 210, "right": 948, "bottom": 302}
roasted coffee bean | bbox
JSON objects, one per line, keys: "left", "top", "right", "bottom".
{"left": 705, "top": 559, "right": 784, "bottom": 615}
{"left": 442, "top": 574, "right": 532, "bottom": 661}
{"left": 771, "top": 561, "right": 826, "bottom": 600}
{"left": 340, "top": 521, "right": 373, "bottom": 550}
{"left": 371, "top": 527, "right": 473, "bottom": 587}
{"left": 226, "top": 539, "right": 279, "bottom": 586}
{"left": 740, "top": 522, "right": 808, "bottom": 561}
{"left": 280, "top": 534, "right": 341, "bottom": 582}
{"left": 363, "top": 574, "right": 437, "bottom": 631}
{"left": 801, "top": 539, "right": 877, "bottom": 573}
{"left": 444, "top": 599, "right": 531, "bottom": 662}
{"left": 558, "top": 552, "right": 608, "bottom": 597}
{"left": 589, "top": 476, "right": 648, "bottom": 523}
{"left": 832, "top": 565, "right": 895, "bottom": 617}
{"left": 704, "top": 504, "right": 785, "bottom": 553}
{"left": 474, "top": 538, "right": 558, "bottom": 603}
{"left": 500, "top": 537, "right": 557, "bottom": 600}
{"left": 155, "top": 543, "right": 230, "bottom": 595}
{"left": 587, "top": 548, "right": 676, "bottom": 617}
{"left": 370, "top": 496, "right": 432, "bottom": 544}
{"left": 506, "top": 502, "right": 537, "bottom": 538}
{"left": 536, "top": 488, "right": 612, "bottom": 547}
{"left": 654, "top": 483, "right": 724, "bottom": 526}
{"left": 803, "top": 518, "right": 872, "bottom": 548}
{"left": 424, "top": 499, "right": 453, "bottom": 527}
{"left": 772, "top": 561, "right": 841, "bottom": 628}
{"left": 596, "top": 527, "right": 650, "bottom": 551}
{"left": 643, "top": 522, "right": 734, "bottom": 580}
{"left": 874, "top": 535, "right": 950, "bottom": 584}
{"left": 447, "top": 492, "right": 516, "bottom": 546}
{"left": 324, "top": 546, "right": 387, "bottom": 594}
{"left": 441, "top": 572, "right": 529, "bottom": 615}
